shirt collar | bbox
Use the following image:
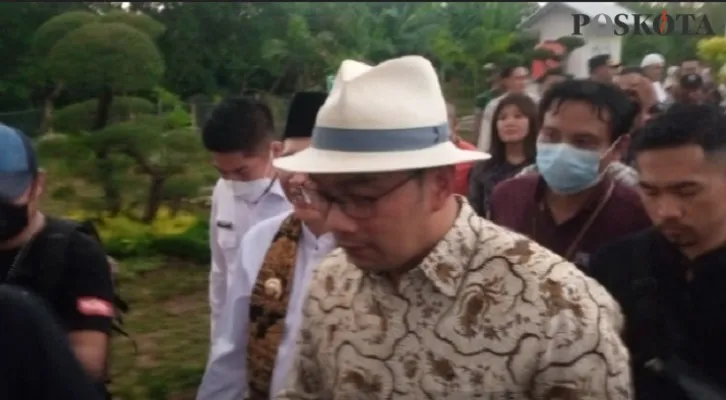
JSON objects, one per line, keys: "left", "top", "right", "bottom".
{"left": 268, "top": 179, "right": 287, "bottom": 200}
{"left": 301, "top": 221, "right": 335, "bottom": 252}
{"left": 418, "top": 196, "right": 480, "bottom": 297}
{"left": 534, "top": 175, "right": 612, "bottom": 216}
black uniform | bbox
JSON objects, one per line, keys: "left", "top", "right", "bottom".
{"left": 0, "top": 217, "right": 115, "bottom": 334}
{"left": 590, "top": 228, "right": 726, "bottom": 400}
{"left": 0, "top": 285, "right": 102, "bottom": 399}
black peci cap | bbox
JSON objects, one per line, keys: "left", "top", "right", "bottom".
{"left": 282, "top": 92, "right": 327, "bottom": 140}
{"left": 680, "top": 73, "right": 703, "bottom": 90}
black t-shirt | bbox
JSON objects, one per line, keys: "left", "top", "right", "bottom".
{"left": 590, "top": 229, "right": 726, "bottom": 400}
{"left": 0, "top": 285, "right": 102, "bottom": 400}
{"left": 0, "top": 247, "right": 20, "bottom": 279}
{"left": 0, "top": 217, "right": 114, "bottom": 334}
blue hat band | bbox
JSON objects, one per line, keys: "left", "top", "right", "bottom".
{"left": 312, "top": 123, "right": 450, "bottom": 152}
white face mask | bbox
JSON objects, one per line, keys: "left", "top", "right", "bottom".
{"left": 225, "top": 178, "right": 273, "bottom": 203}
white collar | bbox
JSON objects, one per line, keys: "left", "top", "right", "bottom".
{"left": 301, "top": 222, "right": 335, "bottom": 251}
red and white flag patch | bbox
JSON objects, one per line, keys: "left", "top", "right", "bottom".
{"left": 76, "top": 297, "right": 115, "bottom": 317}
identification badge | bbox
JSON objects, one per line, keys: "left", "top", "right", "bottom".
{"left": 216, "top": 221, "right": 233, "bottom": 230}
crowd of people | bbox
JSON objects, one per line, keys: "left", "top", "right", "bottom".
{"left": 0, "top": 50, "right": 725, "bottom": 400}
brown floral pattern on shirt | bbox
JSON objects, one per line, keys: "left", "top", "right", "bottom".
{"left": 275, "top": 202, "right": 631, "bottom": 400}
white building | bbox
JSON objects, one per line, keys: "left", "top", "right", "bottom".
{"left": 519, "top": 2, "right": 635, "bottom": 78}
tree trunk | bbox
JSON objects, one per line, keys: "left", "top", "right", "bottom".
{"left": 92, "top": 86, "right": 113, "bottom": 131}
{"left": 142, "top": 175, "right": 166, "bottom": 223}
{"left": 38, "top": 82, "right": 64, "bottom": 135}
{"left": 268, "top": 62, "right": 292, "bottom": 93}
{"left": 93, "top": 86, "right": 122, "bottom": 215}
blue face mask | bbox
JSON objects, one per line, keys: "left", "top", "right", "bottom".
{"left": 536, "top": 142, "right": 602, "bottom": 195}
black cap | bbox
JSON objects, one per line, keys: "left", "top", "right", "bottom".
{"left": 680, "top": 73, "right": 703, "bottom": 90}
{"left": 588, "top": 54, "right": 618, "bottom": 73}
{"left": 282, "top": 92, "right": 327, "bottom": 140}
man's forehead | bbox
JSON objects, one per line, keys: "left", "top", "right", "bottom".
{"left": 545, "top": 100, "right": 611, "bottom": 122}
{"left": 311, "top": 171, "right": 408, "bottom": 188}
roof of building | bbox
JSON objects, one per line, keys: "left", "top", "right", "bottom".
{"left": 519, "top": 2, "right": 635, "bottom": 30}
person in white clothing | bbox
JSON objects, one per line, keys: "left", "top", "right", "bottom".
{"left": 477, "top": 65, "right": 537, "bottom": 152}
{"left": 196, "top": 92, "right": 334, "bottom": 400}
{"left": 203, "top": 97, "right": 292, "bottom": 341}
{"left": 641, "top": 53, "right": 668, "bottom": 103}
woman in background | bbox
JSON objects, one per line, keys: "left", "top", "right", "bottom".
{"left": 468, "top": 93, "right": 537, "bottom": 217}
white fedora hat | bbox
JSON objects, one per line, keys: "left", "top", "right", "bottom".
{"left": 273, "top": 56, "right": 490, "bottom": 174}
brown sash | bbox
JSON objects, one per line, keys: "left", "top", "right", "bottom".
{"left": 246, "top": 214, "right": 303, "bottom": 400}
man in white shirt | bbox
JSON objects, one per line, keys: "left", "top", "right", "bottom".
{"left": 203, "top": 97, "right": 292, "bottom": 341}
{"left": 196, "top": 92, "right": 334, "bottom": 400}
{"left": 641, "top": 53, "right": 668, "bottom": 103}
{"left": 477, "top": 65, "right": 538, "bottom": 152}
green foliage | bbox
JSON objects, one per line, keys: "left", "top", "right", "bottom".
{"left": 90, "top": 118, "right": 202, "bottom": 166}
{"left": 497, "top": 54, "right": 526, "bottom": 69}
{"left": 36, "top": 132, "right": 93, "bottom": 162}
{"left": 53, "top": 96, "right": 155, "bottom": 133}
{"left": 698, "top": 36, "right": 726, "bottom": 69}
{"left": 150, "top": 219, "right": 210, "bottom": 264}
{"left": 100, "top": 10, "right": 166, "bottom": 40}
{"left": 65, "top": 207, "right": 209, "bottom": 262}
{"left": 46, "top": 22, "right": 165, "bottom": 93}
{"left": 31, "top": 11, "right": 98, "bottom": 57}
{"left": 555, "top": 36, "right": 585, "bottom": 53}
{"left": 0, "top": 2, "right": 90, "bottom": 110}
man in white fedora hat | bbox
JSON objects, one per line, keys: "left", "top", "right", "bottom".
{"left": 273, "top": 56, "right": 630, "bottom": 399}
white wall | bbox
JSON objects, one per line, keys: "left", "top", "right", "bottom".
{"left": 532, "top": 9, "right": 623, "bottom": 79}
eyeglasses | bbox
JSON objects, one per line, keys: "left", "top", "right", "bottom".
{"left": 302, "top": 170, "right": 423, "bottom": 220}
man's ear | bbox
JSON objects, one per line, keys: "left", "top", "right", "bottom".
{"left": 606, "top": 135, "right": 631, "bottom": 164}
{"left": 32, "top": 171, "right": 46, "bottom": 200}
{"left": 428, "top": 166, "right": 456, "bottom": 212}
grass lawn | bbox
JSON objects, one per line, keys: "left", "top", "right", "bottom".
{"left": 109, "top": 257, "right": 209, "bottom": 400}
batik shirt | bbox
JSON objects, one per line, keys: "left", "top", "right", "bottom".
{"left": 275, "top": 200, "right": 631, "bottom": 400}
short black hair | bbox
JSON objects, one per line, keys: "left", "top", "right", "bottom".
{"left": 619, "top": 66, "right": 644, "bottom": 76}
{"left": 632, "top": 103, "right": 726, "bottom": 158}
{"left": 588, "top": 54, "right": 611, "bottom": 73}
{"left": 500, "top": 65, "right": 524, "bottom": 79}
{"left": 539, "top": 79, "right": 637, "bottom": 143}
{"left": 201, "top": 96, "right": 275, "bottom": 153}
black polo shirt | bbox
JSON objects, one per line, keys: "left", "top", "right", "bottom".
{"left": 0, "top": 217, "right": 114, "bottom": 334}
{"left": 590, "top": 228, "right": 726, "bottom": 400}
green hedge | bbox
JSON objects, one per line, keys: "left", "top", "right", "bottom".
{"left": 54, "top": 96, "right": 156, "bottom": 133}
{"left": 103, "top": 218, "right": 210, "bottom": 264}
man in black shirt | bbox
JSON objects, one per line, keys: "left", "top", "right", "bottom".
{"left": 0, "top": 124, "right": 114, "bottom": 387}
{"left": 590, "top": 104, "right": 726, "bottom": 400}
{"left": 0, "top": 285, "right": 102, "bottom": 399}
